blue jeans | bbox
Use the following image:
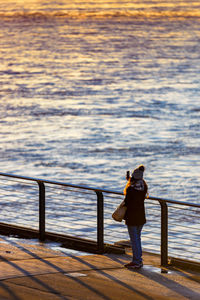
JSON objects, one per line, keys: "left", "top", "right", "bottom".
{"left": 127, "top": 225, "right": 143, "bottom": 264}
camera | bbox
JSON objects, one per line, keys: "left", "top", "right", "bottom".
{"left": 126, "top": 171, "right": 130, "bottom": 180}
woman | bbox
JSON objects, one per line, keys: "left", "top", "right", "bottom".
{"left": 124, "top": 165, "right": 148, "bottom": 269}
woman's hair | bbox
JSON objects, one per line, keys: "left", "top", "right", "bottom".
{"left": 124, "top": 177, "right": 132, "bottom": 195}
{"left": 124, "top": 177, "right": 148, "bottom": 195}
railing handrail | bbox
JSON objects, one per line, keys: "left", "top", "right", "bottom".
{"left": 0, "top": 172, "right": 199, "bottom": 208}
{"left": 0, "top": 171, "right": 199, "bottom": 265}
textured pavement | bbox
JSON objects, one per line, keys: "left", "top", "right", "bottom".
{"left": 0, "top": 236, "right": 199, "bottom": 300}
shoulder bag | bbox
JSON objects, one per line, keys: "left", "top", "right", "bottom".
{"left": 112, "top": 200, "right": 127, "bottom": 222}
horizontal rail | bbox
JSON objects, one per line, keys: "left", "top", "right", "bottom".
{"left": 0, "top": 172, "right": 199, "bottom": 208}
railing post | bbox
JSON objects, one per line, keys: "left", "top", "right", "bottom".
{"left": 96, "top": 191, "right": 104, "bottom": 254}
{"left": 38, "top": 181, "right": 45, "bottom": 241}
{"left": 159, "top": 201, "right": 168, "bottom": 267}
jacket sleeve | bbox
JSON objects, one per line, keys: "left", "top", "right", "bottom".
{"left": 124, "top": 187, "right": 130, "bottom": 207}
{"left": 144, "top": 181, "right": 148, "bottom": 196}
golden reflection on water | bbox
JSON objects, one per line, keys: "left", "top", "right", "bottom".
{"left": 0, "top": 0, "right": 200, "bottom": 19}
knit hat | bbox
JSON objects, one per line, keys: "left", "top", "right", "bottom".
{"left": 132, "top": 165, "right": 145, "bottom": 180}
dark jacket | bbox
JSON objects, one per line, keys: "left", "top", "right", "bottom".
{"left": 124, "top": 180, "right": 148, "bottom": 226}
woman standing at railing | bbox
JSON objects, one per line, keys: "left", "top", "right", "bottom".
{"left": 124, "top": 165, "right": 148, "bottom": 269}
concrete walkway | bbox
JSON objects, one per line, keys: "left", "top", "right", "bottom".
{"left": 0, "top": 236, "right": 199, "bottom": 300}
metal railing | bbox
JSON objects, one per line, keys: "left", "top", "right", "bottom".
{"left": 0, "top": 172, "right": 199, "bottom": 266}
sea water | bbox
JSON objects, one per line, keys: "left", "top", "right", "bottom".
{"left": 1, "top": 1, "right": 199, "bottom": 203}
{"left": 0, "top": 2, "right": 200, "bottom": 201}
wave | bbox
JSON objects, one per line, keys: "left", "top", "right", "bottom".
{"left": 0, "top": 10, "right": 200, "bottom": 21}
{"left": 90, "top": 144, "right": 200, "bottom": 156}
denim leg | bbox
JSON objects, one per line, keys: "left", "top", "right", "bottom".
{"left": 127, "top": 225, "right": 143, "bottom": 264}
